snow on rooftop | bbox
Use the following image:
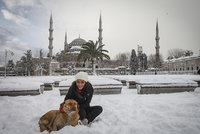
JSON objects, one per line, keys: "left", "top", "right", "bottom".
{"left": 164, "top": 54, "right": 200, "bottom": 63}
{"left": 71, "top": 51, "right": 80, "bottom": 54}
{"left": 71, "top": 46, "right": 82, "bottom": 49}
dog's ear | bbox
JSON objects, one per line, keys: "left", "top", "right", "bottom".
{"left": 60, "top": 101, "right": 65, "bottom": 109}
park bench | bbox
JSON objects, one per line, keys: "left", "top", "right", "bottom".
{"left": 0, "top": 89, "right": 42, "bottom": 96}
{"left": 59, "top": 84, "right": 122, "bottom": 95}
{"left": 54, "top": 81, "right": 60, "bottom": 87}
{"left": 193, "top": 80, "right": 200, "bottom": 87}
{"left": 59, "top": 76, "right": 123, "bottom": 95}
{"left": 111, "top": 78, "right": 127, "bottom": 86}
{"left": 128, "top": 81, "right": 137, "bottom": 89}
{"left": 120, "top": 80, "right": 127, "bottom": 86}
{"left": 40, "top": 83, "right": 53, "bottom": 91}
{"left": 136, "top": 82, "right": 198, "bottom": 94}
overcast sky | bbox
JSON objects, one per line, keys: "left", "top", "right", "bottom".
{"left": 0, "top": 0, "right": 200, "bottom": 65}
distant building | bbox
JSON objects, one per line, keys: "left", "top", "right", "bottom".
{"left": 58, "top": 35, "right": 87, "bottom": 69}
{"left": 162, "top": 54, "right": 200, "bottom": 74}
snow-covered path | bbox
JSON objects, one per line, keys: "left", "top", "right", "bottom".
{"left": 0, "top": 86, "right": 200, "bottom": 134}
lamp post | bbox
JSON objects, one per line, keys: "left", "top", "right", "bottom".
{"left": 4, "top": 50, "right": 7, "bottom": 78}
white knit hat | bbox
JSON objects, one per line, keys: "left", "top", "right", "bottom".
{"left": 75, "top": 72, "right": 88, "bottom": 82}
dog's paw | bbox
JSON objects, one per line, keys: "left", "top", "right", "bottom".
{"left": 78, "top": 120, "right": 83, "bottom": 125}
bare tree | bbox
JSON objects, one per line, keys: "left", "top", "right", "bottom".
{"left": 184, "top": 50, "right": 193, "bottom": 56}
{"left": 167, "top": 48, "right": 184, "bottom": 59}
{"left": 148, "top": 54, "right": 163, "bottom": 69}
{"left": 33, "top": 49, "right": 47, "bottom": 58}
{"left": 115, "top": 52, "right": 130, "bottom": 66}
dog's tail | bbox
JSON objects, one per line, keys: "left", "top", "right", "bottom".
{"left": 39, "top": 119, "right": 49, "bottom": 125}
{"left": 39, "top": 119, "right": 49, "bottom": 132}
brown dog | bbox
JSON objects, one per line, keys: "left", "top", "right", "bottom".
{"left": 38, "top": 99, "right": 79, "bottom": 133}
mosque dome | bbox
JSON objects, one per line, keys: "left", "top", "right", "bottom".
{"left": 69, "top": 37, "right": 87, "bottom": 53}
{"left": 70, "top": 37, "right": 87, "bottom": 47}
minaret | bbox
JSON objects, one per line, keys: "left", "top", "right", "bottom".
{"left": 155, "top": 20, "right": 160, "bottom": 68}
{"left": 98, "top": 12, "right": 103, "bottom": 47}
{"left": 64, "top": 32, "right": 68, "bottom": 52}
{"left": 48, "top": 13, "right": 53, "bottom": 58}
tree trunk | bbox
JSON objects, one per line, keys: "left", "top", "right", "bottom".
{"left": 92, "top": 58, "right": 96, "bottom": 75}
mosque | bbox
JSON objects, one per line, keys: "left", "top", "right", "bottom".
{"left": 42, "top": 12, "right": 200, "bottom": 76}
{"left": 46, "top": 13, "right": 103, "bottom": 75}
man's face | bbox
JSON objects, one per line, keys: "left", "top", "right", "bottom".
{"left": 76, "top": 79, "right": 86, "bottom": 90}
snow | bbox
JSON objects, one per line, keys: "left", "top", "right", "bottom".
{"left": 2, "top": 75, "right": 199, "bottom": 91}
{"left": 105, "top": 75, "right": 200, "bottom": 86}
{"left": 60, "top": 75, "right": 122, "bottom": 87}
{"left": 0, "top": 76, "right": 67, "bottom": 91}
{"left": 71, "top": 46, "right": 82, "bottom": 49}
{"left": 165, "top": 54, "right": 200, "bottom": 63}
{"left": 0, "top": 75, "right": 200, "bottom": 134}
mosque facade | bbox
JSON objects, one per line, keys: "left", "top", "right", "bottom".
{"left": 47, "top": 13, "right": 103, "bottom": 74}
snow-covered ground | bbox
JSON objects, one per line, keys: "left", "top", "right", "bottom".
{"left": 0, "top": 76, "right": 68, "bottom": 91}
{"left": 105, "top": 75, "right": 200, "bottom": 85}
{"left": 60, "top": 75, "right": 122, "bottom": 87}
{"left": 1, "top": 75, "right": 199, "bottom": 91}
{"left": 0, "top": 75, "right": 200, "bottom": 134}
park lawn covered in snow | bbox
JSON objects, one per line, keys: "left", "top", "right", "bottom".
{"left": 0, "top": 86, "right": 200, "bottom": 134}
{"left": 105, "top": 75, "right": 200, "bottom": 86}
{"left": 1, "top": 75, "right": 199, "bottom": 91}
{"left": 0, "top": 76, "right": 68, "bottom": 91}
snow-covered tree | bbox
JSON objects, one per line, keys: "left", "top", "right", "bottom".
{"left": 7, "top": 60, "right": 15, "bottom": 71}
{"left": 130, "top": 49, "right": 138, "bottom": 75}
{"left": 115, "top": 52, "right": 130, "bottom": 66}
{"left": 25, "top": 50, "right": 34, "bottom": 76}
{"left": 148, "top": 54, "right": 163, "bottom": 69}
{"left": 141, "top": 53, "right": 147, "bottom": 71}
{"left": 184, "top": 50, "right": 193, "bottom": 56}
{"left": 167, "top": 48, "right": 184, "bottom": 59}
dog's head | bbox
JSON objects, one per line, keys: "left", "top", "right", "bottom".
{"left": 60, "top": 99, "right": 79, "bottom": 113}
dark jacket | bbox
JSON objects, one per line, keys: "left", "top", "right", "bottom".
{"left": 64, "top": 81, "right": 94, "bottom": 109}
